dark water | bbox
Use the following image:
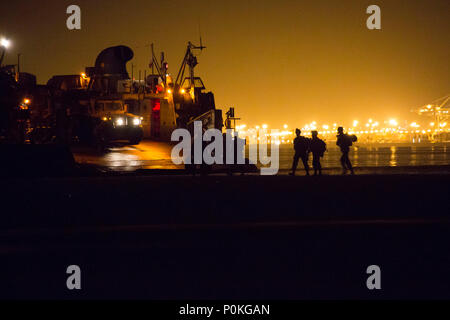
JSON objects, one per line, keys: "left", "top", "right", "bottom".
{"left": 248, "top": 143, "right": 450, "bottom": 169}
{"left": 72, "top": 141, "right": 450, "bottom": 171}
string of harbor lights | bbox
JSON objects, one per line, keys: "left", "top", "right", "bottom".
{"left": 234, "top": 118, "right": 449, "bottom": 144}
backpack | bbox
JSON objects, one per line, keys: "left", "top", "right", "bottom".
{"left": 317, "top": 139, "right": 326, "bottom": 156}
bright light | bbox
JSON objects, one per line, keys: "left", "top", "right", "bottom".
{"left": 1, "top": 38, "right": 10, "bottom": 48}
{"left": 248, "top": 117, "right": 443, "bottom": 141}
{"left": 102, "top": 117, "right": 108, "bottom": 121}
{"left": 427, "top": 105, "right": 432, "bottom": 109}
{"left": 133, "top": 118, "right": 141, "bottom": 126}
{"left": 180, "top": 88, "right": 186, "bottom": 94}
{"left": 116, "top": 118, "right": 124, "bottom": 126}
{"left": 389, "top": 119, "right": 398, "bottom": 126}
{"left": 23, "top": 98, "right": 30, "bottom": 105}
{"left": 81, "top": 72, "right": 87, "bottom": 79}
{"left": 167, "top": 89, "right": 172, "bottom": 94}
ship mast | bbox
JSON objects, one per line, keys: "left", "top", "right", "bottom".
{"left": 175, "top": 39, "right": 206, "bottom": 99}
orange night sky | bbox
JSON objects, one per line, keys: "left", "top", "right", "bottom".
{"left": 1, "top": 0, "right": 449, "bottom": 127}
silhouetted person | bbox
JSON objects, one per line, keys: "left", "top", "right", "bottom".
{"left": 290, "top": 128, "right": 310, "bottom": 176}
{"left": 336, "top": 126, "right": 354, "bottom": 175}
{"left": 310, "top": 130, "right": 326, "bottom": 176}
{"left": 187, "top": 125, "right": 207, "bottom": 176}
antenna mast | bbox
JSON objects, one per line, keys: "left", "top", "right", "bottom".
{"left": 175, "top": 39, "right": 206, "bottom": 94}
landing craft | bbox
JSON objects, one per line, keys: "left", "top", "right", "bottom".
{"left": 27, "top": 41, "right": 223, "bottom": 146}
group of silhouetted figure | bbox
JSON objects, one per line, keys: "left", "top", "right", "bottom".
{"left": 290, "top": 126, "right": 356, "bottom": 176}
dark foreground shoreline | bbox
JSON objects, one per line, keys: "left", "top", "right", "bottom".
{"left": 1, "top": 173, "right": 449, "bottom": 299}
